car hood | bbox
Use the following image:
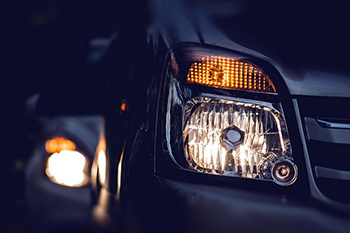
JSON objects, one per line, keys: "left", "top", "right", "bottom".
{"left": 195, "top": 1, "right": 350, "bottom": 97}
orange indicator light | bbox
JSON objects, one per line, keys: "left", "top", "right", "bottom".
{"left": 45, "top": 137, "right": 76, "bottom": 154}
{"left": 187, "top": 56, "right": 276, "bottom": 93}
{"left": 120, "top": 102, "right": 127, "bottom": 112}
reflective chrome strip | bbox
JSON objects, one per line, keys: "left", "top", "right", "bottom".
{"left": 315, "top": 166, "right": 350, "bottom": 181}
{"left": 317, "top": 119, "right": 350, "bottom": 129}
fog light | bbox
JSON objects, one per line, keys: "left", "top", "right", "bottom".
{"left": 272, "top": 159, "right": 297, "bottom": 186}
{"left": 46, "top": 150, "right": 89, "bottom": 187}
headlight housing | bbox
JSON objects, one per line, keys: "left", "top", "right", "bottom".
{"left": 162, "top": 44, "right": 297, "bottom": 186}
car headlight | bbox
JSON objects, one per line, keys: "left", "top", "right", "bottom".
{"left": 45, "top": 137, "right": 90, "bottom": 187}
{"left": 162, "top": 44, "right": 297, "bottom": 186}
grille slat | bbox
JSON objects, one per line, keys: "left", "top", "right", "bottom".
{"left": 299, "top": 97, "right": 350, "bottom": 204}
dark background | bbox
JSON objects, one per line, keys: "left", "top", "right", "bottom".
{"left": 2, "top": 1, "right": 128, "bottom": 232}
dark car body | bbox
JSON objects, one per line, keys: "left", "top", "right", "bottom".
{"left": 26, "top": 1, "right": 350, "bottom": 233}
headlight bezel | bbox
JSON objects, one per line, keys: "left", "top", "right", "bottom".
{"left": 156, "top": 43, "right": 309, "bottom": 193}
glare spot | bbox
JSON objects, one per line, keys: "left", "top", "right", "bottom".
{"left": 98, "top": 150, "right": 106, "bottom": 185}
{"left": 46, "top": 150, "right": 89, "bottom": 187}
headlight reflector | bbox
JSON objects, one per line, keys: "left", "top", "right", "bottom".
{"left": 183, "top": 97, "right": 297, "bottom": 185}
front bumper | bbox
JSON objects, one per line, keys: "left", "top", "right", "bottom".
{"left": 147, "top": 177, "right": 350, "bottom": 233}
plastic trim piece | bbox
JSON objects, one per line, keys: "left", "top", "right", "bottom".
{"left": 317, "top": 119, "right": 350, "bottom": 130}
{"left": 304, "top": 117, "right": 350, "bottom": 144}
{"left": 293, "top": 99, "right": 350, "bottom": 212}
{"left": 315, "top": 166, "right": 350, "bottom": 181}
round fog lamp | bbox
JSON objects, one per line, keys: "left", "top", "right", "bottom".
{"left": 271, "top": 159, "right": 297, "bottom": 186}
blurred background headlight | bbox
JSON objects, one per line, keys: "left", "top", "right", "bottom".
{"left": 46, "top": 149, "right": 90, "bottom": 187}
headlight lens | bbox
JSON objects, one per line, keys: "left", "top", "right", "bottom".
{"left": 183, "top": 97, "right": 297, "bottom": 185}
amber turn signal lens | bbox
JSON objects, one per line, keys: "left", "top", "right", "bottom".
{"left": 187, "top": 56, "right": 276, "bottom": 93}
{"left": 45, "top": 137, "right": 76, "bottom": 154}
{"left": 120, "top": 102, "right": 127, "bottom": 112}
